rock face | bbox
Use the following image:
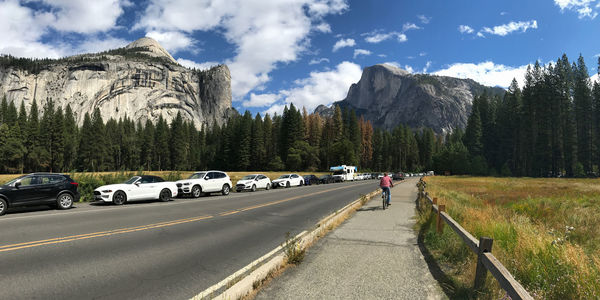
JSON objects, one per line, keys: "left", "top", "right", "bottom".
{"left": 317, "top": 64, "right": 505, "bottom": 134}
{"left": 0, "top": 37, "right": 233, "bottom": 129}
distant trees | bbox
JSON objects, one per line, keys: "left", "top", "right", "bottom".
{"left": 433, "top": 53, "right": 600, "bottom": 177}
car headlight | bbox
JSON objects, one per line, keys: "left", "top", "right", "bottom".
{"left": 102, "top": 190, "right": 112, "bottom": 193}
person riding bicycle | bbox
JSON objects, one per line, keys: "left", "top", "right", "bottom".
{"left": 380, "top": 172, "right": 394, "bottom": 206}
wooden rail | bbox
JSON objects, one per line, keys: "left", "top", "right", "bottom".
{"left": 417, "top": 178, "right": 533, "bottom": 300}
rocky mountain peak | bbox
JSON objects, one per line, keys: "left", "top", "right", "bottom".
{"left": 375, "top": 63, "right": 411, "bottom": 76}
{"left": 125, "top": 37, "right": 176, "bottom": 64}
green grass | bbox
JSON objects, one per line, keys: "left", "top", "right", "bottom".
{"left": 417, "top": 176, "right": 600, "bottom": 299}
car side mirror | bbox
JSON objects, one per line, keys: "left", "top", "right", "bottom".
{"left": 204, "top": 177, "right": 209, "bottom": 180}
{"left": 15, "top": 181, "right": 21, "bottom": 189}
{"left": 135, "top": 182, "right": 140, "bottom": 186}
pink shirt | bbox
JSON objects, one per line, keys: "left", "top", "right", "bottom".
{"left": 380, "top": 176, "right": 393, "bottom": 188}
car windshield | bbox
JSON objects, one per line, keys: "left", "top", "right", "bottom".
{"left": 189, "top": 172, "right": 206, "bottom": 179}
{"left": 278, "top": 175, "right": 290, "bottom": 179}
{"left": 242, "top": 175, "right": 257, "bottom": 180}
{"left": 4, "top": 175, "right": 26, "bottom": 186}
{"left": 333, "top": 170, "right": 345, "bottom": 175}
{"left": 124, "top": 176, "right": 141, "bottom": 184}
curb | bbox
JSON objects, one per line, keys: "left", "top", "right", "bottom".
{"left": 193, "top": 187, "right": 381, "bottom": 300}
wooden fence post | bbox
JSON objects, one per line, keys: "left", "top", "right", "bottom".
{"left": 474, "top": 237, "right": 494, "bottom": 290}
{"left": 433, "top": 197, "right": 437, "bottom": 205}
{"left": 436, "top": 204, "right": 445, "bottom": 233}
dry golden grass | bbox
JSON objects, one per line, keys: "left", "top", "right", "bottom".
{"left": 421, "top": 176, "right": 600, "bottom": 299}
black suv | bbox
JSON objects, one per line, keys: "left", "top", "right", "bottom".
{"left": 0, "top": 173, "right": 80, "bottom": 216}
{"left": 303, "top": 174, "right": 320, "bottom": 185}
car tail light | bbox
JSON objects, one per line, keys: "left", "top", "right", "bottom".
{"left": 70, "top": 182, "right": 79, "bottom": 187}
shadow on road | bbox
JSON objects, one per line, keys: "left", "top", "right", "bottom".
{"left": 356, "top": 205, "right": 383, "bottom": 212}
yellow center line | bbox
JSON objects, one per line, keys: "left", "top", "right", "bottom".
{"left": 0, "top": 183, "right": 368, "bottom": 253}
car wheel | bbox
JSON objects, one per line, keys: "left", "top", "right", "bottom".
{"left": 192, "top": 185, "right": 202, "bottom": 198}
{"left": 113, "top": 191, "right": 127, "bottom": 205}
{"left": 222, "top": 184, "right": 230, "bottom": 195}
{"left": 299, "top": 180, "right": 304, "bottom": 186}
{"left": 286, "top": 181, "right": 290, "bottom": 188}
{"left": 159, "top": 189, "right": 171, "bottom": 202}
{"left": 57, "top": 193, "right": 74, "bottom": 210}
{"left": 0, "top": 198, "right": 7, "bottom": 216}
{"left": 251, "top": 184, "right": 256, "bottom": 192}
{"left": 266, "top": 183, "right": 271, "bottom": 190}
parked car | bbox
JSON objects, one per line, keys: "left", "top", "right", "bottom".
{"left": 272, "top": 174, "right": 304, "bottom": 188}
{"left": 176, "top": 171, "right": 232, "bottom": 197}
{"left": 236, "top": 174, "right": 271, "bottom": 192}
{"left": 392, "top": 172, "right": 405, "bottom": 181}
{"left": 0, "top": 173, "right": 80, "bottom": 216}
{"left": 319, "top": 174, "right": 334, "bottom": 184}
{"left": 94, "top": 175, "right": 177, "bottom": 205}
{"left": 303, "top": 175, "right": 320, "bottom": 185}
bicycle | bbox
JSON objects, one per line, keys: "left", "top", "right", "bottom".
{"left": 382, "top": 188, "right": 389, "bottom": 210}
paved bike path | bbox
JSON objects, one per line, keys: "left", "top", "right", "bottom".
{"left": 256, "top": 178, "right": 446, "bottom": 300}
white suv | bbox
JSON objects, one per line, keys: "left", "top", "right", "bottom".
{"left": 176, "top": 171, "right": 232, "bottom": 197}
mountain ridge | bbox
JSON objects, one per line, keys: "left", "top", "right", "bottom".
{"left": 0, "top": 37, "right": 233, "bottom": 129}
{"left": 315, "top": 64, "right": 505, "bottom": 134}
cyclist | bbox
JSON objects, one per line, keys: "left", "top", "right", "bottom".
{"left": 379, "top": 172, "right": 394, "bottom": 206}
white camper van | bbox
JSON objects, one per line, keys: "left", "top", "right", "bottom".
{"left": 330, "top": 165, "right": 357, "bottom": 182}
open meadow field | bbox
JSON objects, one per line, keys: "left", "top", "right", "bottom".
{"left": 420, "top": 176, "right": 600, "bottom": 299}
{"left": 0, "top": 171, "right": 330, "bottom": 201}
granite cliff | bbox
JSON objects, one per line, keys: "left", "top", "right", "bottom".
{"left": 0, "top": 37, "right": 233, "bottom": 128}
{"left": 316, "top": 64, "right": 505, "bottom": 134}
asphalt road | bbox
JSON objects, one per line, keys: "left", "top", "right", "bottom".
{"left": 0, "top": 180, "right": 379, "bottom": 300}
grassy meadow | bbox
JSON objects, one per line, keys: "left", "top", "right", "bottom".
{"left": 0, "top": 171, "right": 329, "bottom": 202}
{"left": 419, "top": 176, "right": 600, "bottom": 299}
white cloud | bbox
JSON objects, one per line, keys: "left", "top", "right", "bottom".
{"left": 500, "top": 11, "right": 508, "bottom": 16}
{"left": 433, "top": 61, "right": 529, "bottom": 88}
{"left": 419, "top": 52, "right": 427, "bottom": 57}
{"left": 591, "top": 73, "right": 599, "bottom": 84}
{"left": 353, "top": 49, "right": 371, "bottom": 58}
{"left": 422, "top": 61, "right": 432, "bottom": 73}
{"left": 315, "top": 22, "right": 332, "bottom": 33}
{"left": 554, "top": 0, "right": 598, "bottom": 19}
{"left": 477, "top": 31, "right": 485, "bottom": 38}
{"left": 364, "top": 31, "right": 407, "bottom": 43}
{"left": 242, "top": 93, "right": 281, "bottom": 107}
{"left": 404, "top": 65, "right": 415, "bottom": 73}
{"left": 309, "top": 57, "right": 330, "bottom": 65}
{"left": 262, "top": 61, "right": 362, "bottom": 114}
{"left": 262, "top": 104, "right": 288, "bottom": 117}
{"left": 146, "top": 31, "right": 197, "bottom": 54}
{"left": 332, "top": 38, "right": 356, "bottom": 51}
{"left": 76, "top": 36, "right": 129, "bottom": 54}
{"left": 177, "top": 58, "right": 220, "bottom": 70}
{"left": 0, "top": 0, "right": 129, "bottom": 58}
{"left": 417, "top": 15, "right": 431, "bottom": 24}
{"left": 135, "top": 0, "right": 349, "bottom": 99}
{"left": 41, "top": 0, "right": 126, "bottom": 34}
{"left": 402, "top": 23, "right": 420, "bottom": 31}
{"left": 458, "top": 25, "right": 474, "bottom": 34}
{"left": 383, "top": 61, "right": 401, "bottom": 68}
{"left": 481, "top": 20, "right": 538, "bottom": 36}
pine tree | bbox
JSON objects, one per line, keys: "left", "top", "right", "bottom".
{"left": 63, "top": 105, "right": 78, "bottom": 171}
{"left": 140, "top": 120, "right": 155, "bottom": 170}
{"left": 464, "top": 99, "right": 483, "bottom": 157}
{"left": 169, "top": 112, "right": 187, "bottom": 170}
{"left": 574, "top": 55, "right": 593, "bottom": 173}
{"left": 250, "top": 113, "right": 266, "bottom": 170}
{"left": 5, "top": 100, "right": 17, "bottom": 126}
{"left": 77, "top": 113, "right": 94, "bottom": 171}
{"left": 0, "top": 96, "right": 7, "bottom": 124}
{"left": 24, "top": 100, "right": 42, "bottom": 172}
{"left": 51, "top": 106, "right": 65, "bottom": 172}
{"left": 154, "top": 116, "right": 170, "bottom": 171}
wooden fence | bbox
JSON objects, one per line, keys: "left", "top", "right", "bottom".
{"left": 416, "top": 178, "right": 533, "bottom": 300}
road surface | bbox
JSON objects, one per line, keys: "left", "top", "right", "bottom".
{"left": 0, "top": 180, "right": 378, "bottom": 299}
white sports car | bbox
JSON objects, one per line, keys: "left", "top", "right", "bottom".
{"left": 236, "top": 174, "right": 272, "bottom": 192}
{"left": 94, "top": 175, "right": 178, "bottom": 205}
{"left": 271, "top": 174, "right": 304, "bottom": 188}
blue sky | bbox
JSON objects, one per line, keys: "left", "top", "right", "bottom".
{"left": 0, "top": 0, "right": 599, "bottom": 116}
